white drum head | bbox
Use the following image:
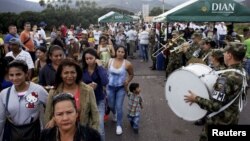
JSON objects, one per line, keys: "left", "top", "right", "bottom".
{"left": 165, "top": 69, "right": 209, "bottom": 121}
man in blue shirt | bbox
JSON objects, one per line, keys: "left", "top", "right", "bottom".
{"left": 4, "top": 25, "right": 19, "bottom": 54}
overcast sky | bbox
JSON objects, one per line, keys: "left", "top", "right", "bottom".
{"left": 26, "top": 0, "right": 245, "bottom": 6}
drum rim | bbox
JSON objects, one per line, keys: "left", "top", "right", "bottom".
{"left": 165, "top": 66, "right": 213, "bottom": 121}
{"left": 182, "top": 63, "right": 214, "bottom": 96}
{"left": 169, "top": 64, "right": 212, "bottom": 98}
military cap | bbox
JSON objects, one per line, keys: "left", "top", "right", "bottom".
{"left": 211, "top": 49, "right": 224, "bottom": 59}
{"left": 224, "top": 42, "right": 246, "bottom": 61}
{"left": 204, "top": 37, "right": 216, "bottom": 48}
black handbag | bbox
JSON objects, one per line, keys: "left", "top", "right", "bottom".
{"left": 2, "top": 87, "right": 41, "bottom": 141}
{"left": 3, "top": 119, "right": 40, "bottom": 141}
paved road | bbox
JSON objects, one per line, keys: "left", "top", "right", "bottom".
{"left": 105, "top": 58, "right": 250, "bottom": 141}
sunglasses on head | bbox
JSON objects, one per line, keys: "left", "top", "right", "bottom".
{"left": 52, "top": 93, "right": 74, "bottom": 102}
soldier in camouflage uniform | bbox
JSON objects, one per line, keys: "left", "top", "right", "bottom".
{"left": 194, "top": 49, "right": 226, "bottom": 126}
{"left": 184, "top": 32, "right": 203, "bottom": 63}
{"left": 165, "top": 30, "right": 185, "bottom": 77}
{"left": 184, "top": 43, "right": 247, "bottom": 141}
{"left": 209, "top": 49, "right": 226, "bottom": 71}
{"left": 199, "top": 38, "right": 217, "bottom": 65}
{"left": 149, "top": 28, "right": 157, "bottom": 70}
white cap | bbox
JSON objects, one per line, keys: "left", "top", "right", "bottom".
{"left": 82, "top": 30, "right": 88, "bottom": 34}
{"left": 68, "top": 36, "right": 75, "bottom": 40}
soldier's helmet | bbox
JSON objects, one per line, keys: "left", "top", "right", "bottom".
{"left": 204, "top": 37, "right": 216, "bottom": 48}
{"left": 224, "top": 42, "right": 246, "bottom": 61}
{"left": 211, "top": 49, "right": 224, "bottom": 64}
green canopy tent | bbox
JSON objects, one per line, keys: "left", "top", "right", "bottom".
{"left": 98, "top": 11, "right": 133, "bottom": 23}
{"left": 153, "top": 0, "right": 250, "bottom": 22}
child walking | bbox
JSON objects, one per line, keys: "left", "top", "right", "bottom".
{"left": 127, "top": 83, "right": 143, "bottom": 134}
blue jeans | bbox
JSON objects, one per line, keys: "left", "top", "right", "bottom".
{"left": 127, "top": 114, "right": 140, "bottom": 129}
{"left": 219, "top": 35, "right": 226, "bottom": 47}
{"left": 140, "top": 44, "right": 149, "bottom": 61}
{"left": 98, "top": 100, "right": 105, "bottom": 141}
{"left": 245, "top": 59, "right": 250, "bottom": 76}
{"left": 138, "top": 43, "right": 143, "bottom": 59}
{"left": 107, "top": 85, "right": 126, "bottom": 126}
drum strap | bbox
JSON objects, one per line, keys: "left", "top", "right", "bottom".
{"left": 207, "top": 69, "right": 248, "bottom": 118}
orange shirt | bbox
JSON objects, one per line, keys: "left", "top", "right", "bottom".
{"left": 20, "top": 30, "right": 35, "bottom": 52}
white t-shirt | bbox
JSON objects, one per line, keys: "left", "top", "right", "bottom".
{"left": 93, "top": 30, "right": 102, "bottom": 45}
{"left": 6, "top": 50, "right": 35, "bottom": 69}
{"left": 215, "top": 24, "right": 227, "bottom": 35}
{"left": 126, "top": 29, "right": 137, "bottom": 41}
{"left": 139, "top": 31, "right": 149, "bottom": 45}
{"left": 38, "top": 28, "right": 46, "bottom": 40}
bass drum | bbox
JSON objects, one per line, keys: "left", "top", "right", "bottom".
{"left": 165, "top": 63, "right": 218, "bottom": 121}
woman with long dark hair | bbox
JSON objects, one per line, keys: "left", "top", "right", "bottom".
{"left": 82, "top": 48, "right": 108, "bottom": 141}
{"left": 97, "top": 36, "right": 115, "bottom": 68}
{"left": 39, "top": 45, "right": 64, "bottom": 89}
{"left": 44, "top": 58, "right": 100, "bottom": 131}
{"left": 107, "top": 46, "right": 134, "bottom": 135}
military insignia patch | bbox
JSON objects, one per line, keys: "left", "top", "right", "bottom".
{"left": 212, "top": 90, "right": 225, "bottom": 102}
{"left": 212, "top": 76, "right": 227, "bottom": 102}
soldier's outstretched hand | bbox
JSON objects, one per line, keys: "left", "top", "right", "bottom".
{"left": 184, "top": 90, "right": 198, "bottom": 106}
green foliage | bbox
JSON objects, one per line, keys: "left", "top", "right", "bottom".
{"left": 0, "top": 12, "right": 18, "bottom": 33}
{"left": 149, "top": 7, "right": 164, "bottom": 16}
{"left": 0, "top": 1, "right": 133, "bottom": 33}
{"left": 234, "top": 23, "right": 250, "bottom": 34}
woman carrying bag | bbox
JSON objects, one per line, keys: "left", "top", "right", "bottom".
{"left": 0, "top": 60, "right": 48, "bottom": 141}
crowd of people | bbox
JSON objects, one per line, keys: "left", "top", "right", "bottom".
{"left": 0, "top": 20, "right": 249, "bottom": 141}
{"left": 0, "top": 22, "right": 146, "bottom": 141}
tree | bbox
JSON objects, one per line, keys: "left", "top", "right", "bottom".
{"left": 149, "top": 7, "right": 164, "bottom": 16}
{"left": 39, "top": 0, "right": 46, "bottom": 7}
{"left": 0, "top": 0, "right": 134, "bottom": 33}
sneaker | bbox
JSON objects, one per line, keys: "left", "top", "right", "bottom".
{"left": 194, "top": 118, "right": 206, "bottom": 126}
{"left": 116, "top": 126, "right": 123, "bottom": 135}
{"left": 133, "top": 128, "right": 139, "bottom": 134}
{"left": 112, "top": 113, "right": 117, "bottom": 122}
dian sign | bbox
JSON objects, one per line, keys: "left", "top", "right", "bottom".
{"left": 114, "top": 15, "right": 124, "bottom": 19}
{"left": 211, "top": 2, "right": 235, "bottom": 13}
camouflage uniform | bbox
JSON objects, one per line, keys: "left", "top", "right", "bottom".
{"left": 166, "top": 38, "right": 186, "bottom": 77}
{"left": 149, "top": 30, "right": 157, "bottom": 69}
{"left": 196, "top": 63, "right": 244, "bottom": 141}
{"left": 185, "top": 42, "right": 201, "bottom": 61}
{"left": 213, "top": 64, "right": 226, "bottom": 71}
{"left": 199, "top": 49, "right": 212, "bottom": 66}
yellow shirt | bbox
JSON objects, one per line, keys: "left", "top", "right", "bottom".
{"left": 0, "top": 38, "right": 4, "bottom": 45}
{"left": 88, "top": 37, "right": 95, "bottom": 43}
